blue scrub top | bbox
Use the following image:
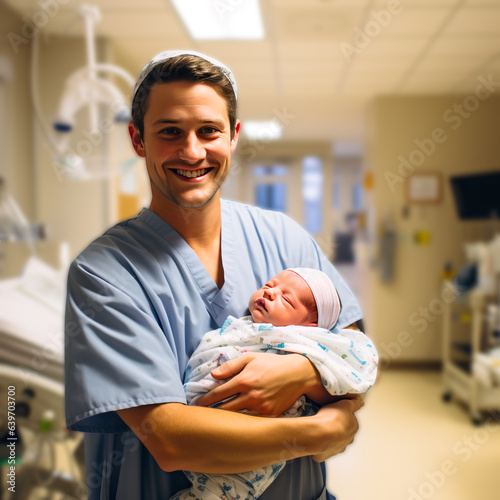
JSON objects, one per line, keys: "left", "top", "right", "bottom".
{"left": 65, "top": 200, "right": 362, "bottom": 499}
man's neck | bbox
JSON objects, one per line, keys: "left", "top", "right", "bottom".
{"left": 154, "top": 197, "right": 220, "bottom": 237}
{"left": 149, "top": 195, "right": 224, "bottom": 288}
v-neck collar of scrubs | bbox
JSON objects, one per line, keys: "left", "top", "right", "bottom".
{"left": 137, "top": 202, "right": 236, "bottom": 321}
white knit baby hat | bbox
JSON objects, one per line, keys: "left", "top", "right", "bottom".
{"left": 287, "top": 268, "right": 341, "bottom": 330}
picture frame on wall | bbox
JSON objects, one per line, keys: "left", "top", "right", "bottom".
{"left": 406, "top": 173, "right": 442, "bottom": 204}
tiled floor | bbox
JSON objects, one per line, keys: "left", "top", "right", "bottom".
{"left": 326, "top": 369, "right": 500, "bottom": 500}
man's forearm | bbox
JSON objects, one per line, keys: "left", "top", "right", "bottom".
{"left": 118, "top": 402, "right": 323, "bottom": 474}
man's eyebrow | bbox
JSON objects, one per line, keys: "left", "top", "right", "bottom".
{"left": 152, "top": 118, "right": 227, "bottom": 128}
{"left": 204, "top": 119, "right": 227, "bottom": 128}
{"left": 152, "top": 119, "right": 180, "bottom": 126}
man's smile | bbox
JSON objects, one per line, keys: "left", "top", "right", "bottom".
{"left": 173, "top": 167, "right": 214, "bottom": 179}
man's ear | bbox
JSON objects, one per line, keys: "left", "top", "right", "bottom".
{"left": 129, "top": 121, "right": 145, "bottom": 157}
{"left": 230, "top": 120, "right": 241, "bottom": 152}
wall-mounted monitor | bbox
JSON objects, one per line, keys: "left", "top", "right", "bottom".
{"left": 450, "top": 171, "right": 500, "bottom": 219}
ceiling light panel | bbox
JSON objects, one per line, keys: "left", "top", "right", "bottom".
{"left": 170, "top": 0, "right": 264, "bottom": 40}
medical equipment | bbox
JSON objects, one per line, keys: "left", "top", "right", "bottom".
{"left": 0, "top": 364, "right": 85, "bottom": 499}
{"left": 0, "top": 179, "right": 41, "bottom": 250}
{"left": 441, "top": 234, "right": 500, "bottom": 424}
{"left": 32, "top": 4, "right": 135, "bottom": 181}
{"left": 0, "top": 179, "right": 45, "bottom": 278}
{"left": 0, "top": 256, "right": 84, "bottom": 498}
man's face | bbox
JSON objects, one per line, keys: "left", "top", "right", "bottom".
{"left": 248, "top": 271, "right": 317, "bottom": 327}
{"left": 130, "top": 81, "right": 239, "bottom": 210}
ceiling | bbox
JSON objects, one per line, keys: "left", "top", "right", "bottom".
{"left": 5, "top": 0, "right": 500, "bottom": 145}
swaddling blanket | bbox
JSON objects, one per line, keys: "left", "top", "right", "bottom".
{"left": 173, "top": 316, "right": 378, "bottom": 500}
{"left": 184, "top": 315, "right": 378, "bottom": 404}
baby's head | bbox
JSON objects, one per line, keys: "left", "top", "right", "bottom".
{"left": 248, "top": 268, "right": 341, "bottom": 329}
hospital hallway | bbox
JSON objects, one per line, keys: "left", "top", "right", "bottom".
{"left": 326, "top": 368, "right": 500, "bottom": 500}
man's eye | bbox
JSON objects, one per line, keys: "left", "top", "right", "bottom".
{"left": 201, "top": 126, "right": 218, "bottom": 134}
{"left": 161, "top": 127, "right": 180, "bottom": 135}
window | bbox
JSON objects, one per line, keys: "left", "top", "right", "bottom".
{"left": 253, "top": 165, "right": 288, "bottom": 212}
{"left": 353, "top": 182, "right": 363, "bottom": 211}
{"left": 253, "top": 165, "right": 288, "bottom": 177}
{"left": 302, "top": 156, "right": 323, "bottom": 234}
{"left": 255, "top": 183, "right": 286, "bottom": 211}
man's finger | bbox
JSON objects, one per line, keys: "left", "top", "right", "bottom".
{"left": 214, "top": 396, "right": 248, "bottom": 413}
{"left": 196, "top": 379, "right": 239, "bottom": 407}
{"left": 335, "top": 397, "right": 364, "bottom": 413}
{"left": 210, "top": 354, "right": 252, "bottom": 380}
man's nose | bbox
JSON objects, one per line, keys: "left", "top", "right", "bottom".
{"left": 178, "top": 132, "right": 206, "bottom": 163}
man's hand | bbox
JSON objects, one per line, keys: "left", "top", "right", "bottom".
{"left": 196, "top": 352, "right": 318, "bottom": 416}
{"left": 310, "top": 396, "right": 364, "bottom": 462}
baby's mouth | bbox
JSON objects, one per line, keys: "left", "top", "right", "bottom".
{"left": 174, "top": 167, "right": 213, "bottom": 178}
{"left": 256, "top": 298, "right": 267, "bottom": 311}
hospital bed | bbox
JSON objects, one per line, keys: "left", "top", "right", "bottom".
{"left": 0, "top": 257, "right": 85, "bottom": 499}
{"left": 0, "top": 258, "right": 65, "bottom": 381}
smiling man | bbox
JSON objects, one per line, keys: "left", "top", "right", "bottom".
{"left": 65, "top": 50, "right": 365, "bottom": 500}
{"left": 137, "top": 81, "right": 235, "bottom": 210}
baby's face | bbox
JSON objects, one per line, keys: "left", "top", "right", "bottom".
{"left": 248, "top": 270, "right": 317, "bottom": 327}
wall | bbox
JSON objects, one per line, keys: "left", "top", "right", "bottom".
{"left": 365, "top": 94, "right": 500, "bottom": 365}
{"left": 0, "top": 2, "right": 34, "bottom": 276}
{"left": 106, "top": 42, "right": 151, "bottom": 220}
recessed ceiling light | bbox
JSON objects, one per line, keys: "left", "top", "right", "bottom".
{"left": 242, "top": 120, "right": 283, "bottom": 141}
{"left": 171, "top": 0, "right": 265, "bottom": 40}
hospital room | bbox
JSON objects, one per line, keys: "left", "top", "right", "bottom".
{"left": 1, "top": 0, "right": 500, "bottom": 498}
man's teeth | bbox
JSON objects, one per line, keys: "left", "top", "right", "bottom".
{"left": 176, "top": 168, "right": 209, "bottom": 178}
